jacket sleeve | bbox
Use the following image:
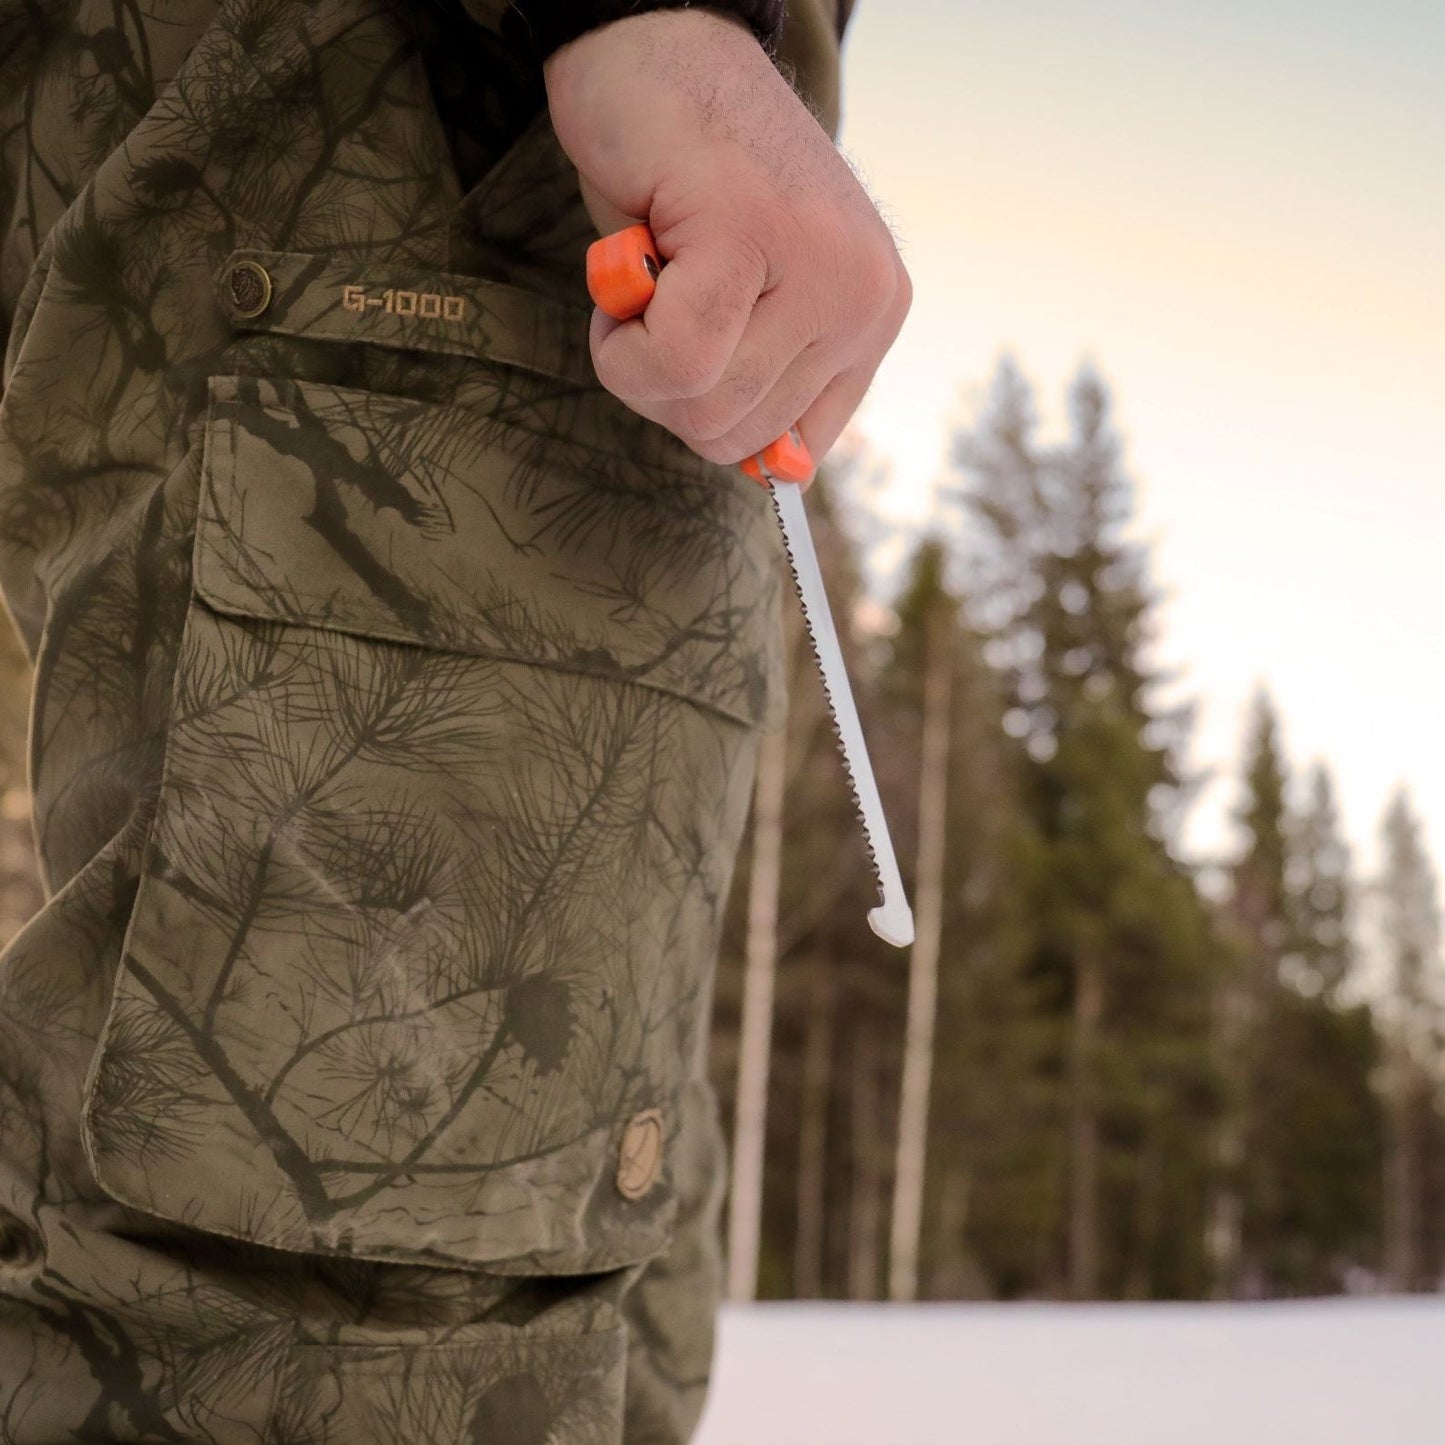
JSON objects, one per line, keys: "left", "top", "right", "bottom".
{"left": 500, "top": 1, "right": 787, "bottom": 62}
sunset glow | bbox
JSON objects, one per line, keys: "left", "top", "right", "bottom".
{"left": 839, "top": 0, "right": 1445, "bottom": 865}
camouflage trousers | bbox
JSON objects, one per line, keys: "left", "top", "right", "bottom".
{"left": 0, "top": 3, "right": 790, "bottom": 1440}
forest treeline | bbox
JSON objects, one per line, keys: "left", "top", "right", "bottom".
{"left": 710, "top": 358, "right": 1445, "bottom": 1303}
{"left": 0, "top": 359, "right": 1438, "bottom": 1305}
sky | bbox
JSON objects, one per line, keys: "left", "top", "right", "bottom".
{"left": 834, "top": 0, "right": 1445, "bottom": 872}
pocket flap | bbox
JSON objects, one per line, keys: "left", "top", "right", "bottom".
{"left": 194, "top": 374, "right": 783, "bottom": 728}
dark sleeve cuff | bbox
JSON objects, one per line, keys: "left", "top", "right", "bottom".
{"left": 503, "top": 1, "right": 787, "bottom": 63}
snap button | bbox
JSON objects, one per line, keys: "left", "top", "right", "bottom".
{"left": 0, "top": 1208, "right": 41, "bottom": 1271}
{"left": 225, "top": 258, "right": 272, "bottom": 320}
{"left": 616, "top": 1109, "right": 664, "bottom": 1201}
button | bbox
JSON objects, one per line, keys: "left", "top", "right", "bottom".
{"left": 225, "top": 259, "right": 272, "bottom": 320}
{"left": 616, "top": 1109, "right": 664, "bottom": 1201}
{"left": 0, "top": 1208, "right": 41, "bottom": 1272}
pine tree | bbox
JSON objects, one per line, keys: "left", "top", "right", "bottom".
{"left": 1218, "top": 713, "right": 1384, "bottom": 1296}
{"left": 1291, "top": 765, "right": 1354, "bottom": 998}
{"left": 1212, "top": 690, "right": 1292, "bottom": 1297}
{"left": 1232, "top": 693, "right": 1293, "bottom": 956}
{"left": 1377, "top": 789, "right": 1444, "bottom": 1291}
{"left": 953, "top": 359, "right": 1220, "bottom": 1299}
{"left": 1271, "top": 762, "right": 1383, "bottom": 1293}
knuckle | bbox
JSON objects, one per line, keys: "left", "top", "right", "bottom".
{"left": 897, "top": 270, "right": 914, "bottom": 328}
{"left": 877, "top": 264, "right": 912, "bottom": 349}
{"left": 680, "top": 362, "right": 768, "bottom": 441}
{"left": 677, "top": 397, "right": 735, "bottom": 444}
{"left": 852, "top": 239, "right": 900, "bottom": 323}
{"left": 695, "top": 265, "right": 752, "bottom": 334}
{"left": 892, "top": 258, "right": 914, "bottom": 318}
{"left": 654, "top": 336, "right": 726, "bottom": 399}
{"left": 725, "top": 219, "right": 776, "bottom": 291}
{"left": 723, "top": 355, "right": 769, "bottom": 415}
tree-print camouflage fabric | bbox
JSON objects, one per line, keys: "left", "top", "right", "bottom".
{"left": 0, "top": 2, "right": 841, "bottom": 1440}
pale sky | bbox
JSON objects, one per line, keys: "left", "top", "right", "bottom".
{"left": 837, "top": 0, "right": 1445, "bottom": 873}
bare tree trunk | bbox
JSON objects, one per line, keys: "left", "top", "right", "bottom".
{"left": 794, "top": 947, "right": 834, "bottom": 1298}
{"left": 1125, "top": 1131, "right": 1164, "bottom": 1301}
{"left": 726, "top": 718, "right": 789, "bottom": 1302}
{"left": 929, "top": 1164, "right": 974, "bottom": 1299}
{"left": 1385, "top": 1046, "right": 1421, "bottom": 1292}
{"left": 1205, "top": 981, "right": 1247, "bottom": 1299}
{"left": 888, "top": 633, "right": 951, "bottom": 1302}
{"left": 1067, "top": 951, "right": 1104, "bottom": 1300}
{"left": 849, "top": 1027, "right": 883, "bottom": 1300}
{"left": 1374, "top": 790, "right": 1443, "bottom": 1293}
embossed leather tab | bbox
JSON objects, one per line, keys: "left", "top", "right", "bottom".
{"left": 617, "top": 1110, "right": 664, "bottom": 1201}
{"left": 213, "top": 247, "right": 593, "bottom": 387}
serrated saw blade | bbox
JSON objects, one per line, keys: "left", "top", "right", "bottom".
{"left": 768, "top": 480, "right": 914, "bottom": 949}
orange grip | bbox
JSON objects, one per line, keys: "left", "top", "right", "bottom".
{"left": 586, "top": 224, "right": 814, "bottom": 486}
{"left": 586, "top": 224, "right": 661, "bottom": 321}
{"left": 740, "top": 427, "right": 814, "bottom": 485}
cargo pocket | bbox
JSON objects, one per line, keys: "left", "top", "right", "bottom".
{"left": 79, "top": 306, "right": 783, "bottom": 1272}
{"left": 270, "top": 1316, "right": 627, "bottom": 1445}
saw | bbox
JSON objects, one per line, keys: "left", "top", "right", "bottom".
{"left": 586, "top": 224, "right": 914, "bottom": 949}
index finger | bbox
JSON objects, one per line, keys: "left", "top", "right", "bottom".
{"left": 589, "top": 235, "right": 767, "bottom": 405}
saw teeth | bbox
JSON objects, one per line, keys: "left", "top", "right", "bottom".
{"left": 770, "top": 489, "right": 888, "bottom": 909}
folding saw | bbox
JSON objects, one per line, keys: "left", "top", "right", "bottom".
{"left": 586, "top": 224, "right": 915, "bottom": 949}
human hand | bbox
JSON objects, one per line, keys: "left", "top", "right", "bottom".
{"left": 543, "top": 9, "right": 911, "bottom": 481}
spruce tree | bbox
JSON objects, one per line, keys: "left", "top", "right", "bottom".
{"left": 1377, "top": 789, "right": 1444, "bottom": 1291}
{"left": 1291, "top": 765, "right": 1354, "bottom": 998}
{"left": 1213, "top": 690, "right": 1292, "bottom": 1296}
{"left": 1277, "top": 762, "right": 1383, "bottom": 1293}
{"left": 1231, "top": 692, "right": 1292, "bottom": 957}
{"left": 1220, "top": 713, "right": 1384, "bottom": 1296}
{"left": 953, "top": 359, "right": 1219, "bottom": 1299}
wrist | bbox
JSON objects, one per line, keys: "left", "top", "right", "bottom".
{"left": 544, "top": 9, "right": 768, "bottom": 166}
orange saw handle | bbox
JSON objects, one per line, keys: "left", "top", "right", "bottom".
{"left": 585, "top": 223, "right": 814, "bottom": 485}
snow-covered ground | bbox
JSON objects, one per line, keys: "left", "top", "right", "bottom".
{"left": 695, "top": 1299, "right": 1445, "bottom": 1444}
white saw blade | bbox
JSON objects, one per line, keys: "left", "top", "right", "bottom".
{"left": 769, "top": 480, "right": 914, "bottom": 949}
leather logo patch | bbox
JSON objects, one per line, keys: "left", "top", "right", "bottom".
{"left": 617, "top": 1109, "right": 664, "bottom": 1201}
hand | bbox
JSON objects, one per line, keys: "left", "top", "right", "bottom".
{"left": 543, "top": 9, "right": 911, "bottom": 480}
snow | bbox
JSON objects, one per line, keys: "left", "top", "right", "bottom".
{"left": 695, "top": 1300, "right": 1445, "bottom": 1444}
